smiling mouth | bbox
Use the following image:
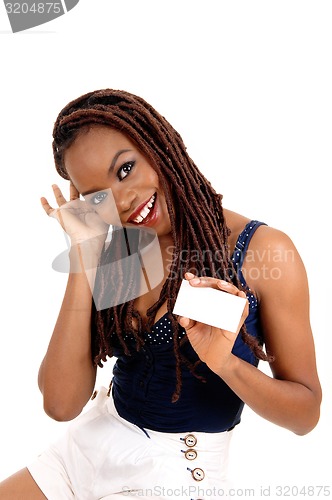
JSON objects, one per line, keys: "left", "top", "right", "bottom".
{"left": 128, "top": 193, "right": 157, "bottom": 224}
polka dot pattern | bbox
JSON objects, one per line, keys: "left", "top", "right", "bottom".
{"left": 110, "top": 313, "right": 186, "bottom": 346}
{"left": 146, "top": 314, "right": 186, "bottom": 345}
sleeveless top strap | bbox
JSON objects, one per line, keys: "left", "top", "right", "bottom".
{"left": 231, "top": 220, "right": 267, "bottom": 275}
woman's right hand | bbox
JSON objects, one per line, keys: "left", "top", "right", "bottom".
{"left": 41, "top": 183, "right": 109, "bottom": 248}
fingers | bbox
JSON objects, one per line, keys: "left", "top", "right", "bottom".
{"left": 40, "top": 185, "right": 66, "bottom": 218}
{"left": 70, "top": 182, "right": 80, "bottom": 201}
{"left": 40, "top": 196, "right": 55, "bottom": 216}
{"left": 41, "top": 183, "right": 77, "bottom": 217}
{"left": 184, "top": 272, "right": 243, "bottom": 296}
{"left": 52, "top": 184, "right": 67, "bottom": 206}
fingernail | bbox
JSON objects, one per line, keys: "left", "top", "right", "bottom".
{"left": 185, "top": 272, "right": 195, "bottom": 279}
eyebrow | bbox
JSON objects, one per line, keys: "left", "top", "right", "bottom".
{"left": 81, "top": 149, "right": 132, "bottom": 196}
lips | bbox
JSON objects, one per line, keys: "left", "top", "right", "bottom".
{"left": 127, "top": 193, "right": 157, "bottom": 224}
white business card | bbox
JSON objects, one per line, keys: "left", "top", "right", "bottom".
{"left": 173, "top": 279, "right": 247, "bottom": 333}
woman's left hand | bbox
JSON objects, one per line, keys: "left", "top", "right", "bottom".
{"left": 177, "top": 272, "right": 249, "bottom": 374}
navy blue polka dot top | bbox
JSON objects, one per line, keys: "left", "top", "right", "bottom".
{"left": 112, "top": 220, "right": 267, "bottom": 433}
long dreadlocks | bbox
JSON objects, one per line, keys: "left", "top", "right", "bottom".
{"left": 52, "top": 88, "right": 271, "bottom": 402}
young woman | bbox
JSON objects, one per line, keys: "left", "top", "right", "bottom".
{"left": 0, "top": 89, "right": 322, "bottom": 499}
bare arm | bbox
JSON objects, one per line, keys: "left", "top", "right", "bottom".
{"left": 179, "top": 227, "right": 322, "bottom": 435}
{"left": 38, "top": 184, "right": 108, "bottom": 421}
{"left": 38, "top": 246, "right": 98, "bottom": 421}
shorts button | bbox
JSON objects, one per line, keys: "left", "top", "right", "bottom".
{"left": 191, "top": 467, "right": 205, "bottom": 481}
{"left": 184, "top": 434, "right": 197, "bottom": 447}
{"left": 185, "top": 448, "right": 197, "bottom": 460}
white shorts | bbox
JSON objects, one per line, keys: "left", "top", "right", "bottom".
{"left": 28, "top": 386, "right": 233, "bottom": 500}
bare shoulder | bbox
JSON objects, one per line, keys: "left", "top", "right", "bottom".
{"left": 244, "top": 222, "right": 308, "bottom": 303}
{"left": 224, "top": 207, "right": 299, "bottom": 257}
{"left": 248, "top": 222, "right": 299, "bottom": 259}
{"left": 224, "top": 208, "right": 307, "bottom": 300}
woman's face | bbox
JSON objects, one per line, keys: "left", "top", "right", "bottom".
{"left": 64, "top": 126, "right": 172, "bottom": 238}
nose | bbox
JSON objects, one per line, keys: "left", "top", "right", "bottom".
{"left": 115, "top": 187, "right": 138, "bottom": 216}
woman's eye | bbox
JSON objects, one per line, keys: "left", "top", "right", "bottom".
{"left": 91, "top": 192, "right": 107, "bottom": 205}
{"left": 117, "top": 161, "right": 135, "bottom": 181}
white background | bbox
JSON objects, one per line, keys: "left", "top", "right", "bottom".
{"left": 0, "top": 0, "right": 331, "bottom": 496}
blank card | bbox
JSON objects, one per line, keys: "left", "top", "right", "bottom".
{"left": 173, "top": 279, "right": 247, "bottom": 333}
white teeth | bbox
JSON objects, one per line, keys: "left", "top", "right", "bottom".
{"left": 133, "top": 194, "right": 155, "bottom": 223}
